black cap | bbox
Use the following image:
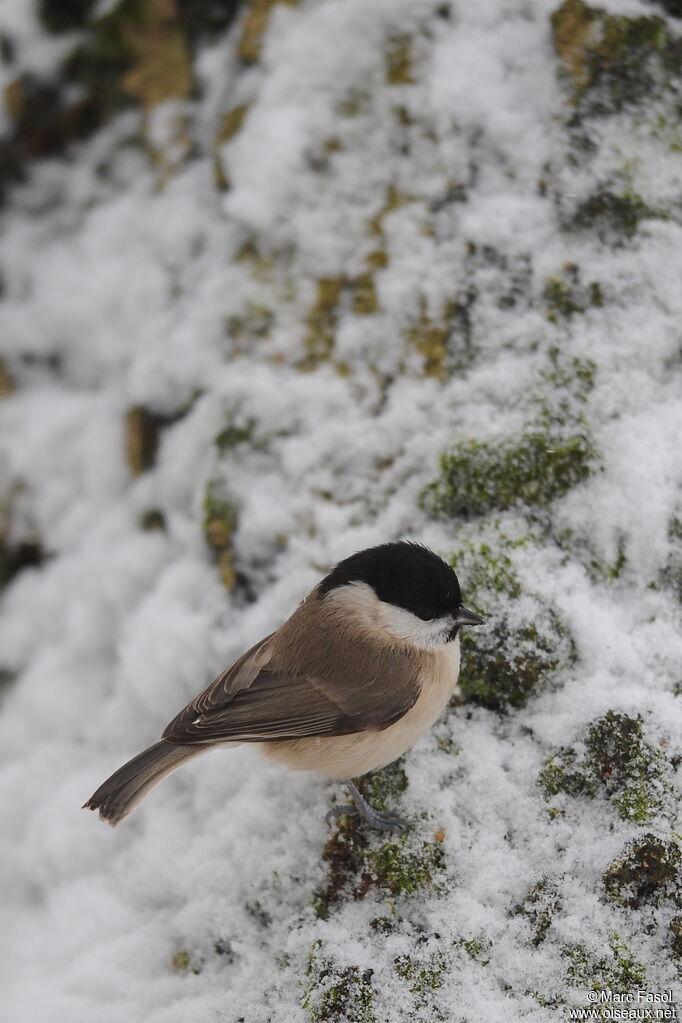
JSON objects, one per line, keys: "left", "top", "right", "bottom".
{"left": 319, "top": 541, "right": 464, "bottom": 622}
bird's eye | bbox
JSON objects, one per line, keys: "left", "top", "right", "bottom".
{"left": 415, "top": 606, "right": 435, "bottom": 621}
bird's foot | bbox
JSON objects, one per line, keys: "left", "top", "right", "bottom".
{"left": 325, "top": 802, "right": 357, "bottom": 824}
{"left": 326, "top": 781, "right": 411, "bottom": 832}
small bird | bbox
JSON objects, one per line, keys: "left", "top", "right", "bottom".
{"left": 84, "top": 541, "right": 484, "bottom": 830}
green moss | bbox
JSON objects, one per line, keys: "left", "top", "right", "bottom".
{"left": 312, "top": 769, "right": 445, "bottom": 916}
{"left": 303, "top": 277, "right": 345, "bottom": 368}
{"left": 213, "top": 104, "right": 248, "bottom": 187}
{"left": 394, "top": 949, "right": 448, "bottom": 996}
{"left": 426, "top": 348, "right": 598, "bottom": 515}
{"left": 539, "top": 747, "right": 596, "bottom": 799}
{"left": 3, "top": 0, "right": 238, "bottom": 185}
{"left": 213, "top": 104, "right": 250, "bottom": 188}
{"left": 566, "top": 187, "right": 659, "bottom": 242}
{"left": 351, "top": 273, "right": 378, "bottom": 315}
{"left": 365, "top": 838, "right": 445, "bottom": 898}
{"left": 203, "top": 483, "right": 238, "bottom": 590}
{"left": 543, "top": 268, "right": 604, "bottom": 322}
{"left": 603, "top": 835, "right": 681, "bottom": 908}
{"left": 125, "top": 404, "right": 185, "bottom": 474}
{"left": 203, "top": 489, "right": 237, "bottom": 548}
{"left": 140, "top": 509, "right": 166, "bottom": 531}
{"left": 539, "top": 712, "right": 671, "bottom": 823}
{"left": 453, "top": 541, "right": 523, "bottom": 600}
{"left": 563, "top": 934, "right": 646, "bottom": 991}
{"left": 304, "top": 943, "right": 376, "bottom": 1023}
{"left": 538, "top": 354, "right": 597, "bottom": 426}
{"left": 407, "top": 301, "right": 457, "bottom": 380}
{"left": 226, "top": 304, "right": 274, "bottom": 344}
{"left": 459, "top": 243, "right": 532, "bottom": 316}
{"left": 670, "top": 916, "right": 682, "bottom": 957}
{"left": 68, "top": 0, "right": 192, "bottom": 116}
{"left": 448, "top": 538, "right": 575, "bottom": 711}
{"left": 422, "top": 427, "right": 595, "bottom": 520}
{"left": 237, "top": 0, "right": 298, "bottom": 64}
{"left": 171, "top": 947, "right": 201, "bottom": 973}
{"left": 456, "top": 936, "right": 491, "bottom": 964}
{"left": 603, "top": 533, "right": 627, "bottom": 581}
{"left": 244, "top": 899, "right": 272, "bottom": 927}
{"left": 459, "top": 610, "right": 571, "bottom": 711}
{"left": 218, "top": 104, "right": 248, "bottom": 144}
{"left": 0, "top": 73, "right": 106, "bottom": 194}
{"left": 660, "top": 513, "right": 682, "bottom": 603}
{"left": 515, "top": 879, "right": 562, "bottom": 946}
{"left": 21, "top": 0, "right": 211, "bottom": 185}
{"left": 0, "top": 358, "right": 14, "bottom": 397}
{"left": 385, "top": 36, "right": 414, "bottom": 85}
{"left": 550, "top": 0, "right": 682, "bottom": 116}
{"left": 368, "top": 185, "right": 412, "bottom": 237}
{"left": 554, "top": 525, "right": 628, "bottom": 584}
{"left": 357, "top": 760, "right": 408, "bottom": 813}
{"left": 118, "top": 0, "right": 193, "bottom": 109}
{"left": 366, "top": 249, "right": 388, "bottom": 270}
{"left": 125, "top": 405, "right": 157, "bottom": 475}
{"left": 214, "top": 420, "right": 256, "bottom": 451}
{"left": 670, "top": 516, "right": 682, "bottom": 542}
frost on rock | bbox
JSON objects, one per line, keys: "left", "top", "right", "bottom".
{"left": 1, "top": 0, "right": 682, "bottom": 1020}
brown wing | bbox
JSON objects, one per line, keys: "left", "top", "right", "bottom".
{"left": 191, "top": 633, "right": 277, "bottom": 709}
{"left": 161, "top": 600, "right": 421, "bottom": 746}
{"left": 163, "top": 669, "right": 367, "bottom": 744}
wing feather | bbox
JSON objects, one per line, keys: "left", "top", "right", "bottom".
{"left": 163, "top": 669, "right": 359, "bottom": 744}
{"left": 161, "top": 595, "right": 422, "bottom": 747}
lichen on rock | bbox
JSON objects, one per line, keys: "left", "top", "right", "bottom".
{"left": 312, "top": 762, "right": 447, "bottom": 919}
{"left": 539, "top": 711, "right": 674, "bottom": 824}
{"left": 515, "top": 878, "right": 563, "bottom": 946}
{"left": 543, "top": 265, "right": 603, "bottom": 322}
{"left": 550, "top": 0, "right": 682, "bottom": 117}
{"left": 385, "top": 36, "right": 414, "bottom": 86}
{"left": 125, "top": 405, "right": 170, "bottom": 475}
{"left": 562, "top": 934, "right": 646, "bottom": 992}
{"left": 602, "top": 834, "right": 681, "bottom": 909}
{"left": 302, "top": 277, "right": 345, "bottom": 368}
{"left": 203, "top": 482, "right": 238, "bottom": 590}
{"left": 304, "top": 941, "right": 376, "bottom": 1023}
{"left": 422, "top": 427, "right": 595, "bottom": 520}
{"left": 406, "top": 300, "right": 457, "bottom": 380}
{"left": 0, "top": 359, "right": 14, "bottom": 398}
{"left": 562, "top": 185, "right": 661, "bottom": 243}
{"left": 458, "top": 594, "right": 574, "bottom": 711}
{"left": 237, "top": 0, "right": 298, "bottom": 64}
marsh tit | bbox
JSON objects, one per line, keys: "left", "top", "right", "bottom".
{"left": 84, "top": 541, "right": 484, "bottom": 830}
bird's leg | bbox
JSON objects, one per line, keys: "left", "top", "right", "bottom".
{"left": 326, "top": 779, "right": 410, "bottom": 831}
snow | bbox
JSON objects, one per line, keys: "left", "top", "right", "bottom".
{"left": 1, "top": 0, "right": 682, "bottom": 1020}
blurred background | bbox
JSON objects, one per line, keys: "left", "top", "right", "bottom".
{"left": 1, "top": 1, "right": 682, "bottom": 1020}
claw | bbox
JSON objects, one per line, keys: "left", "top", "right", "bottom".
{"left": 326, "top": 780, "right": 412, "bottom": 832}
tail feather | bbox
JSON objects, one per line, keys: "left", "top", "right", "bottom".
{"left": 83, "top": 741, "right": 203, "bottom": 826}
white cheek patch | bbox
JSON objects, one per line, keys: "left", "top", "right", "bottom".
{"left": 379, "top": 602, "right": 452, "bottom": 649}
{"left": 324, "top": 581, "right": 452, "bottom": 649}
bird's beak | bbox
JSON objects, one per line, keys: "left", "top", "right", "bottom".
{"left": 452, "top": 606, "right": 485, "bottom": 627}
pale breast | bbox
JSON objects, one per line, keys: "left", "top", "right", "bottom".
{"left": 259, "top": 637, "right": 461, "bottom": 780}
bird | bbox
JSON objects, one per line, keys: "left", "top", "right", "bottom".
{"left": 84, "top": 541, "right": 484, "bottom": 830}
